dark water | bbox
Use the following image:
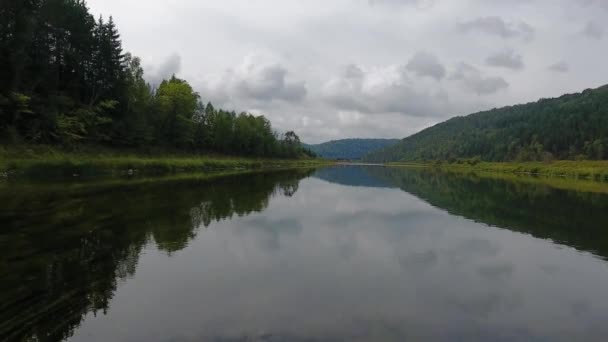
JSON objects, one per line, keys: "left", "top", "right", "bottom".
{"left": 2, "top": 166, "right": 608, "bottom": 341}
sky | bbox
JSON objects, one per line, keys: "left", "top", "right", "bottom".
{"left": 87, "top": 0, "right": 607, "bottom": 143}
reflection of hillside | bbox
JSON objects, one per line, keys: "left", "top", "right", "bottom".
{"left": 313, "top": 166, "right": 395, "bottom": 188}
{"left": 0, "top": 169, "right": 314, "bottom": 341}
{"left": 365, "top": 167, "right": 608, "bottom": 260}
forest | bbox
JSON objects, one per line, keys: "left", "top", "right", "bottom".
{"left": 364, "top": 85, "right": 608, "bottom": 163}
{"left": 304, "top": 138, "right": 399, "bottom": 160}
{"left": 0, "top": 0, "right": 311, "bottom": 159}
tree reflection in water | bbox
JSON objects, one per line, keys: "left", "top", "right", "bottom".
{"left": 0, "top": 169, "right": 314, "bottom": 341}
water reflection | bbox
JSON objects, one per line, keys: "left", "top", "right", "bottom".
{"left": 0, "top": 169, "right": 314, "bottom": 341}
{"left": 2, "top": 166, "right": 608, "bottom": 341}
{"left": 359, "top": 166, "right": 608, "bottom": 260}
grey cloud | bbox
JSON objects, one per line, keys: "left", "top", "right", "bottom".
{"left": 477, "top": 0, "right": 535, "bottom": 4}
{"left": 368, "top": 0, "right": 436, "bottom": 8}
{"left": 322, "top": 64, "right": 448, "bottom": 117}
{"left": 570, "top": 300, "right": 591, "bottom": 316}
{"left": 447, "top": 292, "right": 523, "bottom": 318}
{"left": 583, "top": 21, "right": 604, "bottom": 39}
{"left": 457, "top": 16, "right": 535, "bottom": 41}
{"left": 486, "top": 49, "right": 525, "bottom": 70}
{"left": 449, "top": 63, "right": 477, "bottom": 81}
{"left": 450, "top": 63, "right": 509, "bottom": 95}
{"left": 518, "top": 21, "right": 535, "bottom": 40}
{"left": 539, "top": 264, "right": 560, "bottom": 274}
{"left": 233, "top": 64, "right": 307, "bottom": 102}
{"left": 578, "top": 0, "right": 608, "bottom": 11}
{"left": 469, "top": 78, "right": 509, "bottom": 95}
{"left": 342, "top": 64, "right": 365, "bottom": 79}
{"left": 548, "top": 61, "right": 569, "bottom": 73}
{"left": 397, "top": 250, "right": 438, "bottom": 272}
{"left": 497, "top": 0, "right": 534, "bottom": 3}
{"left": 145, "top": 53, "right": 182, "bottom": 87}
{"left": 406, "top": 52, "right": 446, "bottom": 80}
{"left": 449, "top": 238, "right": 501, "bottom": 260}
{"left": 203, "top": 54, "right": 307, "bottom": 104}
{"left": 477, "top": 262, "right": 514, "bottom": 280}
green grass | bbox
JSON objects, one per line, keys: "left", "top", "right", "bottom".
{"left": 386, "top": 160, "right": 608, "bottom": 194}
{"left": 389, "top": 160, "right": 608, "bottom": 182}
{"left": 0, "top": 145, "right": 330, "bottom": 179}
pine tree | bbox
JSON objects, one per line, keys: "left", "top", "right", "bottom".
{"left": 0, "top": 0, "right": 305, "bottom": 157}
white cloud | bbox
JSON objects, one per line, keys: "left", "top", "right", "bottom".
{"left": 86, "top": 0, "right": 608, "bottom": 143}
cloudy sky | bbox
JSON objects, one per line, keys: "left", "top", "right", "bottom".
{"left": 87, "top": 0, "right": 607, "bottom": 143}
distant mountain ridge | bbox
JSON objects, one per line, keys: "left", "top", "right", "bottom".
{"left": 304, "top": 139, "right": 399, "bottom": 160}
{"left": 364, "top": 85, "right": 608, "bottom": 163}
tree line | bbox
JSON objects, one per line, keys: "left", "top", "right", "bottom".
{"left": 365, "top": 85, "right": 608, "bottom": 163}
{"left": 304, "top": 138, "right": 399, "bottom": 160}
{"left": 0, "top": 0, "right": 312, "bottom": 158}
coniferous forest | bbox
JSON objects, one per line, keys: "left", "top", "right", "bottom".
{"left": 365, "top": 85, "right": 608, "bottom": 163}
{"left": 0, "top": 0, "right": 311, "bottom": 159}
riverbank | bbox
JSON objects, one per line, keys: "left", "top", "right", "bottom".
{"left": 387, "top": 160, "right": 608, "bottom": 194}
{"left": 389, "top": 160, "right": 608, "bottom": 182}
{"left": 0, "top": 146, "right": 329, "bottom": 179}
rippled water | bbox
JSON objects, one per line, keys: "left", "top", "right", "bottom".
{"left": 2, "top": 166, "right": 608, "bottom": 341}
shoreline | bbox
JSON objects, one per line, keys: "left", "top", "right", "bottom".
{"left": 385, "top": 160, "right": 608, "bottom": 194}
{"left": 0, "top": 147, "right": 330, "bottom": 180}
{"left": 387, "top": 160, "right": 608, "bottom": 182}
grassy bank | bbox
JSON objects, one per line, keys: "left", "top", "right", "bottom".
{"left": 389, "top": 160, "right": 608, "bottom": 182}
{"left": 0, "top": 145, "right": 329, "bottom": 179}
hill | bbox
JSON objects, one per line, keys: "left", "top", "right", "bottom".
{"left": 364, "top": 85, "right": 608, "bottom": 163}
{"left": 305, "top": 139, "right": 399, "bottom": 160}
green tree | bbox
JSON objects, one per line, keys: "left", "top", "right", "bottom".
{"left": 0, "top": 0, "right": 306, "bottom": 159}
{"left": 121, "top": 53, "right": 153, "bottom": 146}
{"left": 365, "top": 85, "right": 608, "bottom": 163}
{"left": 281, "top": 131, "right": 302, "bottom": 158}
{"left": 154, "top": 76, "right": 199, "bottom": 148}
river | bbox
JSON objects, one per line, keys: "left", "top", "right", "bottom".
{"left": 2, "top": 165, "right": 608, "bottom": 341}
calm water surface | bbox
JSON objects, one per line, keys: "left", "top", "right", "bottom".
{"left": 2, "top": 166, "right": 608, "bottom": 341}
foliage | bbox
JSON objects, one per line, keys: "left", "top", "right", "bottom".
{"left": 364, "top": 85, "right": 608, "bottom": 163}
{"left": 304, "top": 139, "right": 399, "bottom": 160}
{"left": 0, "top": 0, "right": 308, "bottom": 159}
{"left": 388, "top": 160, "right": 608, "bottom": 182}
{"left": 0, "top": 145, "right": 328, "bottom": 179}
{"left": 56, "top": 100, "right": 115, "bottom": 144}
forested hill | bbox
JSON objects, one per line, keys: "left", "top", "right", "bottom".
{"left": 0, "top": 0, "right": 310, "bottom": 159}
{"left": 364, "top": 85, "right": 608, "bottom": 163}
{"left": 304, "top": 139, "right": 399, "bottom": 160}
